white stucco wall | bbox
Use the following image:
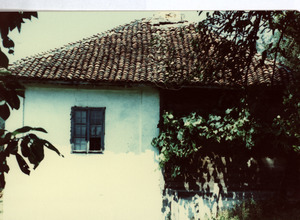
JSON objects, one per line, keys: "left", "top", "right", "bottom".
{"left": 18, "top": 84, "right": 160, "bottom": 154}
{"left": 4, "top": 84, "right": 164, "bottom": 220}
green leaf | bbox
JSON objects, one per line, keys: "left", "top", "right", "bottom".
{"left": 0, "top": 172, "right": 6, "bottom": 190}
{"left": 44, "top": 141, "right": 64, "bottom": 157}
{"left": 0, "top": 132, "right": 11, "bottom": 146}
{"left": 16, "top": 88, "right": 25, "bottom": 98}
{"left": 0, "top": 81, "right": 23, "bottom": 110}
{"left": 177, "top": 130, "right": 183, "bottom": 141}
{"left": 28, "top": 141, "right": 44, "bottom": 169}
{"left": 20, "top": 136, "right": 30, "bottom": 157}
{"left": 2, "top": 37, "right": 14, "bottom": 48}
{"left": 13, "top": 126, "right": 47, "bottom": 135}
{"left": 0, "top": 103, "right": 10, "bottom": 121}
{"left": 15, "top": 153, "right": 30, "bottom": 175}
{"left": 5, "top": 140, "right": 18, "bottom": 155}
{"left": 28, "top": 133, "right": 38, "bottom": 140}
{"left": 0, "top": 129, "right": 5, "bottom": 137}
{"left": 167, "top": 113, "right": 174, "bottom": 120}
{"left": 4, "top": 90, "right": 20, "bottom": 110}
{"left": 33, "top": 127, "right": 47, "bottom": 133}
{"left": 0, "top": 158, "right": 9, "bottom": 173}
{"left": 225, "top": 108, "right": 233, "bottom": 114}
{"left": 13, "top": 126, "right": 32, "bottom": 135}
{"left": 0, "top": 79, "right": 25, "bottom": 100}
{"left": 0, "top": 50, "right": 9, "bottom": 69}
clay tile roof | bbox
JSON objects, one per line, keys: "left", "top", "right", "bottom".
{"left": 9, "top": 17, "right": 293, "bottom": 88}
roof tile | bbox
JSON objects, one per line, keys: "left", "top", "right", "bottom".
{"left": 9, "top": 18, "right": 293, "bottom": 88}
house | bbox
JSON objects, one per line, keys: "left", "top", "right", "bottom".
{"left": 5, "top": 13, "right": 292, "bottom": 219}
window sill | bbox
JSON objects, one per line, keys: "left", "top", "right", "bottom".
{"left": 72, "top": 151, "right": 104, "bottom": 154}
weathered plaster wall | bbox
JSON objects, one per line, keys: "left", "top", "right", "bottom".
{"left": 20, "top": 85, "right": 160, "bottom": 154}
{"left": 4, "top": 84, "right": 164, "bottom": 220}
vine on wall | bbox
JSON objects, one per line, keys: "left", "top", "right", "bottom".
{"left": 152, "top": 92, "right": 299, "bottom": 195}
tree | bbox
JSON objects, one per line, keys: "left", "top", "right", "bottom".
{"left": 196, "top": 11, "right": 300, "bottom": 85}
{"left": 0, "top": 12, "right": 63, "bottom": 190}
{"left": 152, "top": 11, "right": 299, "bottom": 201}
{"left": 0, "top": 12, "right": 38, "bottom": 69}
{"left": 195, "top": 11, "right": 300, "bottom": 156}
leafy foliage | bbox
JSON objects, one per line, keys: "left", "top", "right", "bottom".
{"left": 197, "top": 11, "right": 300, "bottom": 85}
{"left": 0, "top": 70, "right": 63, "bottom": 189}
{"left": 0, "top": 12, "right": 63, "bottom": 190}
{"left": 0, "top": 12, "right": 38, "bottom": 68}
{"left": 152, "top": 105, "right": 256, "bottom": 179}
{"left": 272, "top": 86, "right": 300, "bottom": 154}
{"left": 152, "top": 11, "right": 299, "bottom": 198}
{"left": 153, "top": 89, "right": 299, "bottom": 193}
{"left": 0, "top": 69, "right": 24, "bottom": 120}
{"left": 150, "top": 11, "right": 299, "bottom": 89}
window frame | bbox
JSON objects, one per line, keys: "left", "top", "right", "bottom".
{"left": 70, "top": 106, "right": 106, "bottom": 154}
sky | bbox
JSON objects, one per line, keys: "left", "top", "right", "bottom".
{"left": 4, "top": 0, "right": 299, "bottom": 64}
{"left": 1, "top": 0, "right": 298, "bottom": 11}
{"left": 7, "top": 11, "right": 201, "bottom": 63}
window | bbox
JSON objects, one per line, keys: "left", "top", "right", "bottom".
{"left": 71, "top": 107, "right": 105, "bottom": 153}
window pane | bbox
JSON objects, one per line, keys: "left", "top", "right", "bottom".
{"left": 74, "top": 138, "right": 87, "bottom": 151}
{"left": 90, "top": 125, "right": 101, "bottom": 137}
{"left": 90, "top": 110, "right": 102, "bottom": 124}
{"left": 75, "top": 110, "right": 87, "bottom": 124}
{"left": 75, "top": 125, "right": 86, "bottom": 137}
